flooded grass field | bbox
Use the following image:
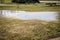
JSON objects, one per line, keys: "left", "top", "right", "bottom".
{"left": 0, "top": 10, "right": 60, "bottom": 40}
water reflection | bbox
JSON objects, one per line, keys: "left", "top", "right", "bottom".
{"left": 0, "top": 10, "right": 58, "bottom": 21}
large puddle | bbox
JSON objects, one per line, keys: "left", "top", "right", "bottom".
{"left": 0, "top": 10, "right": 58, "bottom": 21}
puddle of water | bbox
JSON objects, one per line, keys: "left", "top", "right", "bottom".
{"left": 0, "top": 10, "right": 58, "bottom": 21}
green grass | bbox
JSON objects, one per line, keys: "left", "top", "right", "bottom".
{"left": 0, "top": 4, "right": 60, "bottom": 12}
{"left": 0, "top": 17, "right": 60, "bottom": 40}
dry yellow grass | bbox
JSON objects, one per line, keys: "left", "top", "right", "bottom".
{"left": 0, "top": 17, "right": 60, "bottom": 40}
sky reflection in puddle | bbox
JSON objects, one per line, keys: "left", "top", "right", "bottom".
{"left": 1, "top": 10, "right": 58, "bottom": 21}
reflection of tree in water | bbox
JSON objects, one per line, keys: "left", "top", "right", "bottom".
{"left": 0, "top": 10, "right": 2, "bottom": 17}
{"left": 58, "top": 13, "right": 60, "bottom": 23}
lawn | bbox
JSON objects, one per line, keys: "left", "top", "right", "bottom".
{"left": 0, "top": 4, "right": 59, "bottom": 12}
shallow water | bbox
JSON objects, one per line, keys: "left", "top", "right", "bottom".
{"left": 0, "top": 10, "right": 58, "bottom": 21}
